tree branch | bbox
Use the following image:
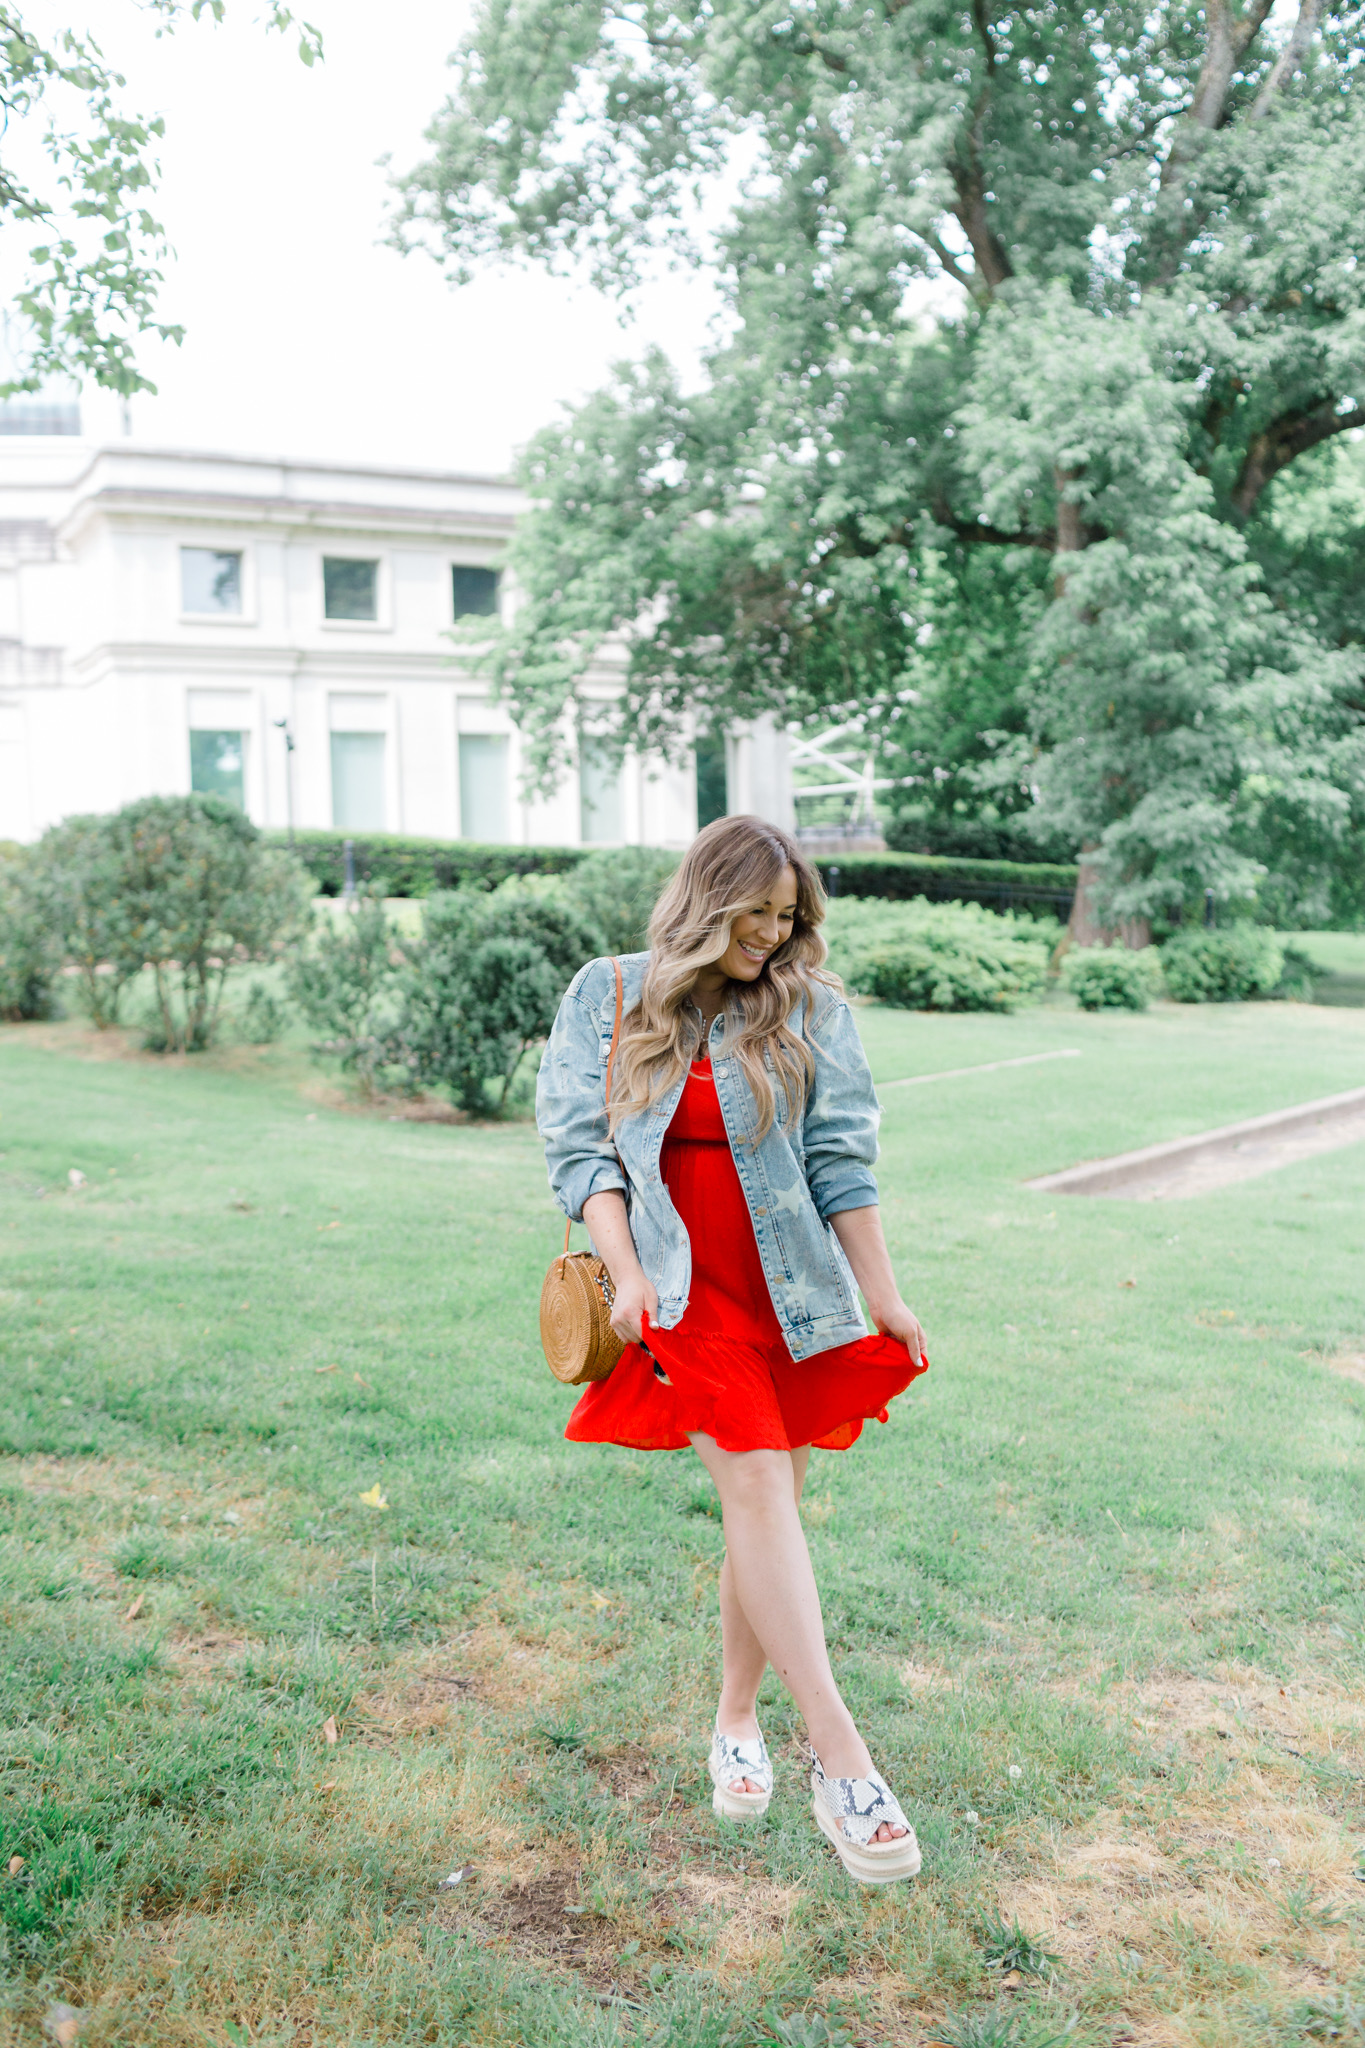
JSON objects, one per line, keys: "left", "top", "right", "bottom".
{"left": 1232, "top": 397, "right": 1365, "bottom": 518}
{"left": 910, "top": 226, "right": 979, "bottom": 295}
{"left": 971, "top": 0, "right": 998, "bottom": 76}
{"left": 1160, "top": 0, "right": 1276, "bottom": 191}
{"left": 948, "top": 87, "right": 1013, "bottom": 293}
{"left": 1250, "top": 0, "right": 1319, "bottom": 118}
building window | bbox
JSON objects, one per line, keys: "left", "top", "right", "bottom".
{"left": 182, "top": 547, "right": 243, "bottom": 615}
{"left": 331, "top": 732, "right": 386, "bottom": 830}
{"left": 696, "top": 732, "right": 728, "bottom": 827}
{"left": 580, "top": 739, "right": 622, "bottom": 843}
{"left": 451, "top": 565, "right": 499, "bottom": 619}
{"left": 190, "top": 730, "right": 246, "bottom": 809}
{"left": 323, "top": 557, "right": 379, "bottom": 621}
{"left": 459, "top": 734, "right": 510, "bottom": 842}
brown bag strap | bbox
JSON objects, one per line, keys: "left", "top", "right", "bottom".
{"left": 561, "top": 956, "right": 625, "bottom": 1257}
{"left": 604, "top": 954, "right": 625, "bottom": 1109}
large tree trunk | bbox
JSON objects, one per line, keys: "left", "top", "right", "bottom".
{"left": 1068, "top": 857, "right": 1152, "bottom": 951}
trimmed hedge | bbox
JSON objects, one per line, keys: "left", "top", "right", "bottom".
{"left": 269, "top": 829, "right": 1079, "bottom": 913}
{"left": 268, "top": 830, "right": 589, "bottom": 898}
{"left": 813, "top": 850, "right": 1077, "bottom": 917}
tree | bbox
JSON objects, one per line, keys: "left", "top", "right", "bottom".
{"left": 0, "top": 2, "right": 320, "bottom": 399}
{"left": 396, "top": 0, "right": 1365, "bottom": 926}
{"left": 0, "top": 843, "right": 60, "bottom": 1018}
{"left": 37, "top": 812, "right": 144, "bottom": 1025}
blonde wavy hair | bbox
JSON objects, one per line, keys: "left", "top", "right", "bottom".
{"left": 610, "top": 815, "right": 837, "bottom": 1139}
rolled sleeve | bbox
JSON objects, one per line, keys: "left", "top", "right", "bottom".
{"left": 802, "top": 992, "right": 881, "bottom": 1221}
{"left": 536, "top": 964, "right": 627, "bottom": 1223}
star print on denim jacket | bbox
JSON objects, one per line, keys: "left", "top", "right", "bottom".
{"left": 535, "top": 952, "right": 881, "bottom": 1363}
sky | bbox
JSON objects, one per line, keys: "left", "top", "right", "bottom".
{"left": 40, "top": 0, "right": 734, "bottom": 475}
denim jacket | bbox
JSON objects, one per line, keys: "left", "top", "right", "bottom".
{"left": 535, "top": 952, "right": 881, "bottom": 1362}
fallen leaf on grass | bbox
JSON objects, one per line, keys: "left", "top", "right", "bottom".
{"left": 353, "top": 1373, "right": 373, "bottom": 1389}
{"left": 318, "top": 1220, "right": 341, "bottom": 1232}
{"left": 1119, "top": 1277, "right": 1136, "bottom": 1288}
{"left": 589, "top": 1590, "right": 611, "bottom": 1611}
{"left": 43, "top": 2008, "right": 84, "bottom": 2047}
{"left": 67, "top": 1169, "right": 86, "bottom": 1189}
{"left": 322, "top": 1716, "right": 339, "bottom": 1746}
{"left": 315, "top": 1363, "right": 338, "bottom": 1374}
{"left": 359, "top": 1485, "right": 388, "bottom": 1510}
{"left": 7, "top": 1855, "right": 24, "bottom": 1875}
{"left": 318, "top": 1779, "right": 338, "bottom": 1793}
{"left": 123, "top": 1592, "right": 144, "bottom": 1623}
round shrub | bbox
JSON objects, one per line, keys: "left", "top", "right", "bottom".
{"left": 825, "top": 898, "right": 1053, "bottom": 1012}
{"left": 1160, "top": 926, "right": 1286, "bottom": 1003}
{"left": 1062, "top": 946, "right": 1161, "bottom": 1011}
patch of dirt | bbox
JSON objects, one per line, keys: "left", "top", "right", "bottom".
{"left": 167, "top": 1631, "right": 251, "bottom": 1673}
{"left": 674, "top": 1867, "right": 804, "bottom": 1968}
{"left": 300, "top": 1079, "right": 467, "bottom": 1124}
{"left": 591, "top": 1742, "right": 659, "bottom": 1800}
{"left": 982, "top": 1668, "right": 1365, "bottom": 2045}
{"left": 899, "top": 1660, "right": 953, "bottom": 1693}
{"left": 356, "top": 1673, "right": 478, "bottom": 1739}
{"left": 1326, "top": 1349, "right": 1365, "bottom": 1386}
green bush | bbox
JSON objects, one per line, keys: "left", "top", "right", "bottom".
{"left": 285, "top": 893, "right": 406, "bottom": 1090}
{"left": 287, "top": 880, "right": 602, "bottom": 1113}
{"left": 1159, "top": 926, "right": 1287, "bottom": 1003}
{"left": 1062, "top": 946, "right": 1162, "bottom": 1011}
{"left": 111, "top": 797, "right": 315, "bottom": 1052}
{"left": 35, "top": 802, "right": 314, "bottom": 1044}
{"left": 34, "top": 814, "right": 144, "bottom": 1027}
{"left": 563, "top": 844, "right": 679, "bottom": 954}
{"left": 0, "top": 844, "right": 60, "bottom": 1020}
{"left": 824, "top": 898, "right": 1054, "bottom": 1012}
{"left": 394, "top": 883, "right": 602, "bottom": 1112}
{"left": 238, "top": 978, "right": 289, "bottom": 1044}
{"left": 272, "top": 830, "right": 588, "bottom": 898}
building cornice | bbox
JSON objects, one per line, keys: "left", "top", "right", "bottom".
{"left": 61, "top": 639, "right": 495, "bottom": 687}
{"left": 55, "top": 489, "right": 517, "bottom": 551}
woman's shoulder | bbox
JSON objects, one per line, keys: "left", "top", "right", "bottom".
{"left": 567, "top": 950, "right": 650, "bottom": 1007}
{"left": 795, "top": 970, "right": 851, "bottom": 1035}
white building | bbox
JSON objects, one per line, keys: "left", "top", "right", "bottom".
{"left": 0, "top": 431, "right": 798, "bottom": 848}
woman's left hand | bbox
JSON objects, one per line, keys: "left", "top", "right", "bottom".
{"left": 869, "top": 1296, "right": 927, "bottom": 1363}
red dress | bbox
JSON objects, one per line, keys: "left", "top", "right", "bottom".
{"left": 566, "top": 1058, "right": 926, "bottom": 1454}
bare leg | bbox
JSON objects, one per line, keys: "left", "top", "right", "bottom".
{"left": 690, "top": 1433, "right": 905, "bottom": 1841}
{"left": 714, "top": 1447, "right": 809, "bottom": 1790}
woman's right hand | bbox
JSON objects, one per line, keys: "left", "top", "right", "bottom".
{"left": 610, "top": 1270, "right": 659, "bottom": 1346}
{"left": 583, "top": 1189, "right": 658, "bottom": 1345}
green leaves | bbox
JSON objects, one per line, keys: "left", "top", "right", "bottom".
{"left": 0, "top": 1, "right": 321, "bottom": 396}
{"left": 401, "top": 0, "right": 1365, "bottom": 922}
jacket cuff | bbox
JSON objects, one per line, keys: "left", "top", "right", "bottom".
{"left": 557, "top": 1160, "right": 628, "bottom": 1223}
{"left": 811, "top": 1167, "right": 880, "bottom": 1222}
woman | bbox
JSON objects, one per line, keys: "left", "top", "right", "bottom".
{"left": 536, "top": 815, "right": 929, "bottom": 1884}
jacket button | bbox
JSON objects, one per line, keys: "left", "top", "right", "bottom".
{"left": 755, "top": 1206, "right": 768, "bottom": 1217}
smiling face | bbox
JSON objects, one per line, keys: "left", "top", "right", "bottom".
{"left": 716, "top": 863, "right": 799, "bottom": 983}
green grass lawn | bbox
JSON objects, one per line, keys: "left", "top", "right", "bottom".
{"left": 1291, "top": 932, "right": 1365, "bottom": 1009}
{"left": 1, "top": 1001, "right": 1364, "bottom": 2048}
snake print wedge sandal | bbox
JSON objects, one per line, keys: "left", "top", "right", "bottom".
{"left": 707, "top": 1724, "right": 774, "bottom": 1821}
{"left": 810, "top": 1753, "right": 921, "bottom": 1884}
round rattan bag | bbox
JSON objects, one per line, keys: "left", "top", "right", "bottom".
{"left": 539, "top": 955, "right": 630, "bottom": 1388}
{"left": 539, "top": 1245, "right": 627, "bottom": 1386}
